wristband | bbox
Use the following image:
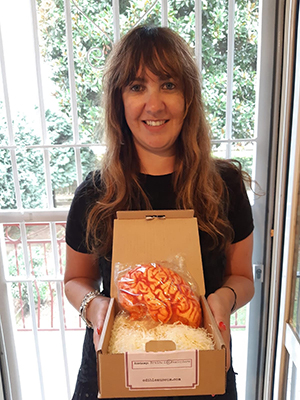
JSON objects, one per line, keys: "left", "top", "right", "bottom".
{"left": 79, "top": 290, "right": 101, "bottom": 328}
{"left": 222, "top": 286, "right": 237, "bottom": 312}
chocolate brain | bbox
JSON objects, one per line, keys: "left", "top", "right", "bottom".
{"left": 117, "top": 263, "right": 202, "bottom": 328}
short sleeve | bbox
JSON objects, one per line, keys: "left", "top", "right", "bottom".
{"left": 65, "top": 173, "right": 97, "bottom": 253}
{"left": 221, "top": 167, "right": 254, "bottom": 243}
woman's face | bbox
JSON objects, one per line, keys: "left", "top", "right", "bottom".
{"left": 122, "top": 68, "right": 185, "bottom": 159}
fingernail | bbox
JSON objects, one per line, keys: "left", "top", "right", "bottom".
{"left": 97, "top": 328, "right": 101, "bottom": 335}
{"left": 219, "top": 321, "right": 226, "bottom": 331}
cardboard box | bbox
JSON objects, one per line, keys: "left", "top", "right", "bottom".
{"left": 97, "top": 210, "right": 226, "bottom": 398}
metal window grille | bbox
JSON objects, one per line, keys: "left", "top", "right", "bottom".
{"left": 0, "top": 1, "right": 259, "bottom": 399}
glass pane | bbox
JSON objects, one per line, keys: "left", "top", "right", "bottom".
{"left": 202, "top": 0, "right": 259, "bottom": 141}
{"left": 9, "top": 281, "right": 36, "bottom": 331}
{"left": 81, "top": 145, "right": 100, "bottom": 180}
{"left": 290, "top": 185, "right": 300, "bottom": 336}
{"left": 120, "top": 0, "right": 161, "bottom": 34}
{"left": 50, "top": 147, "right": 77, "bottom": 208}
{"left": 286, "top": 357, "right": 300, "bottom": 400}
{"left": 168, "top": 1, "right": 195, "bottom": 47}
{"left": 232, "top": 0, "right": 259, "bottom": 140}
{"left": 16, "top": 148, "right": 47, "bottom": 208}
{"left": 202, "top": 0, "right": 228, "bottom": 140}
{"left": 0, "top": 1, "right": 43, "bottom": 140}
{"left": 231, "top": 141, "right": 255, "bottom": 177}
{"left": 56, "top": 223, "right": 67, "bottom": 275}
{"left": 212, "top": 141, "right": 255, "bottom": 178}
{"left": 70, "top": 0, "right": 109, "bottom": 143}
{"left": 3, "top": 224, "right": 26, "bottom": 277}
{"left": 45, "top": 110, "right": 73, "bottom": 146}
{"left": 231, "top": 305, "right": 248, "bottom": 400}
{"left": 39, "top": 330, "right": 69, "bottom": 400}
{"left": 212, "top": 141, "right": 227, "bottom": 159}
{"left": 8, "top": 277, "right": 84, "bottom": 400}
{"left": 9, "top": 281, "right": 31, "bottom": 329}
{"left": 37, "top": 0, "right": 73, "bottom": 145}
{"left": 14, "top": 327, "right": 42, "bottom": 399}
{"left": 3, "top": 223, "right": 65, "bottom": 278}
{"left": 26, "top": 223, "right": 55, "bottom": 277}
{"left": 0, "top": 148, "right": 17, "bottom": 209}
{"left": 33, "top": 281, "right": 59, "bottom": 329}
{"left": 0, "top": 88, "right": 9, "bottom": 146}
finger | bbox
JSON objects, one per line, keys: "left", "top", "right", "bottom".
{"left": 93, "top": 329, "right": 102, "bottom": 350}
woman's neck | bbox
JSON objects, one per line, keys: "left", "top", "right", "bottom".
{"left": 138, "top": 151, "right": 175, "bottom": 176}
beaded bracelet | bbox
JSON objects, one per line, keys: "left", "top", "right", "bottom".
{"left": 222, "top": 286, "right": 237, "bottom": 312}
{"left": 79, "top": 290, "right": 101, "bottom": 328}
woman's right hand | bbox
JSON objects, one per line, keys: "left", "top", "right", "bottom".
{"left": 64, "top": 245, "right": 111, "bottom": 350}
{"left": 87, "top": 295, "right": 110, "bottom": 350}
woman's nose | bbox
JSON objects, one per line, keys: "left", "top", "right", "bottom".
{"left": 144, "top": 90, "right": 165, "bottom": 115}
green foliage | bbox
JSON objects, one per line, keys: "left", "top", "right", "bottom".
{"left": 0, "top": 103, "right": 97, "bottom": 209}
{"left": 37, "top": 0, "right": 258, "bottom": 142}
{"left": 0, "top": 107, "right": 46, "bottom": 209}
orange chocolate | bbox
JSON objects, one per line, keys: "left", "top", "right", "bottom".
{"left": 117, "top": 263, "right": 202, "bottom": 328}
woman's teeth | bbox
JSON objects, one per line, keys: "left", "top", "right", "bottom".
{"left": 144, "top": 120, "right": 167, "bottom": 126}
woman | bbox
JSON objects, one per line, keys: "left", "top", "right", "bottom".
{"left": 65, "top": 25, "right": 254, "bottom": 399}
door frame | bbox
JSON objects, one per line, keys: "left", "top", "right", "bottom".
{"left": 272, "top": 1, "right": 300, "bottom": 397}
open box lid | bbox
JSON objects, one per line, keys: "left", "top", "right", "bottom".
{"left": 110, "top": 210, "right": 205, "bottom": 299}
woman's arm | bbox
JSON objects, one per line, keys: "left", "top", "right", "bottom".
{"left": 64, "top": 244, "right": 110, "bottom": 349}
{"left": 207, "top": 233, "right": 254, "bottom": 369}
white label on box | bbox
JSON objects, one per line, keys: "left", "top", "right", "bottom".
{"left": 125, "top": 350, "right": 198, "bottom": 390}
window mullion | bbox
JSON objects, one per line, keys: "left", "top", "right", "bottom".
{"left": 20, "top": 221, "right": 46, "bottom": 400}
{"left": 161, "top": 0, "right": 168, "bottom": 27}
{"left": 195, "top": 0, "right": 202, "bottom": 72}
{"left": 64, "top": 0, "right": 82, "bottom": 184}
{"left": 30, "top": 0, "right": 54, "bottom": 208}
{"left": 0, "top": 25, "right": 23, "bottom": 209}
{"left": 0, "top": 210, "right": 69, "bottom": 224}
{"left": 9, "top": 150, "right": 23, "bottom": 209}
{"left": 50, "top": 222, "right": 71, "bottom": 398}
{"left": 112, "top": 0, "right": 120, "bottom": 42}
{"left": 225, "top": 0, "right": 235, "bottom": 159}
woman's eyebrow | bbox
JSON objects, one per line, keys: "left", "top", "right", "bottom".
{"left": 128, "top": 74, "right": 174, "bottom": 84}
{"left": 131, "top": 76, "right": 146, "bottom": 83}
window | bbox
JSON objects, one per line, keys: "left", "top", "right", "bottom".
{"left": 0, "top": 1, "right": 268, "bottom": 399}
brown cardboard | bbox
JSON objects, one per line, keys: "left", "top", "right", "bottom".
{"left": 97, "top": 210, "right": 226, "bottom": 398}
{"left": 145, "top": 340, "right": 177, "bottom": 352}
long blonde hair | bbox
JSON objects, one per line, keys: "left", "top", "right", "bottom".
{"left": 86, "top": 25, "right": 236, "bottom": 256}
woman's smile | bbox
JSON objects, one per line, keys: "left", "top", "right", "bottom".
{"left": 143, "top": 119, "right": 169, "bottom": 127}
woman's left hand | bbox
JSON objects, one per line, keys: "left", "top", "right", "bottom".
{"left": 207, "top": 291, "right": 232, "bottom": 371}
{"left": 207, "top": 234, "right": 255, "bottom": 371}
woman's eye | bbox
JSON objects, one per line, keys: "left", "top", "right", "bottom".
{"left": 163, "top": 82, "right": 176, "bottom": 90}
{"left": 130, "top": 84, "right": 143, "bottom": 92}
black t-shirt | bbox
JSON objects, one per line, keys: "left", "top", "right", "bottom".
{"left": 66, "top": 168, "right": 254, "bottom": 297}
